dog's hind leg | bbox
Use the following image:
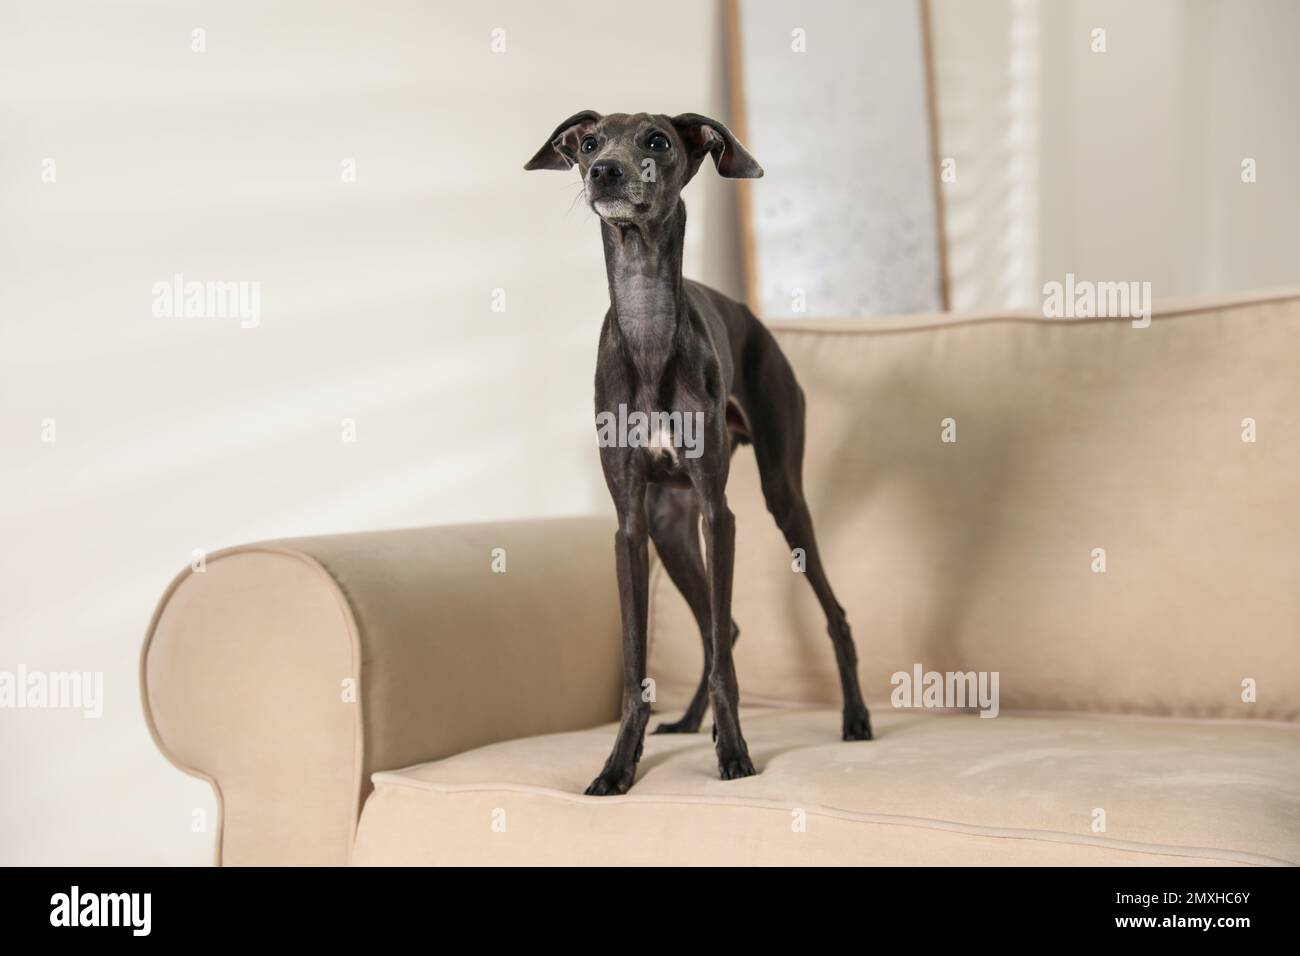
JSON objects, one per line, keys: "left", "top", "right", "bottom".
{"left": 646, "top": 483, "right": 739, "bottom": 734}
{"left": 743, "top": 357, "right": 873, "bottom": 741}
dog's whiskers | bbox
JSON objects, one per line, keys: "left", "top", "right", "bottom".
{"left": 565, "top": 183, "right": 591, "bottom": 217}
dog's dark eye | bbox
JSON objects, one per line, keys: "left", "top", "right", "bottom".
{"left": 646, "top": 132, "right": 670, "bottom": 152}
{"left": 580, "top": 135, "right": 599, "bottom": 154}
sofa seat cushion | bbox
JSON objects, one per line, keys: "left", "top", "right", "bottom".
{"left": 351, "top": 708, "right": 1300, "bottom": 866}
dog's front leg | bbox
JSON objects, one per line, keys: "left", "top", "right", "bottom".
{"left": 585, "top": 475, "right": 651, "bottom": 796}
{"left": 702, "top": 495, "right": 756, "bottom": 780}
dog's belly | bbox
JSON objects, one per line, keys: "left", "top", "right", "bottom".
{"left": 645, "top": 447, "right": 691, "bottom": 487}
{"left": 642, "top": 420, "right": 689, "bottom": 485}
{"left": 641, "top": 394, "right": 748, "bottom": 490}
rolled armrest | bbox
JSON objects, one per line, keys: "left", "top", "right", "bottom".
{"left": 141, "top": 516, "right": 622, "bottom": 866}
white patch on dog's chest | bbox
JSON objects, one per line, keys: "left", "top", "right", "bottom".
{"left": 648, "top": 418, "right": 678, "bottom": 461}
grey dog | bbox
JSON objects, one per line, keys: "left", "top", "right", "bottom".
{"left": 526, "top": 111, "right": 872, "bottom": 796}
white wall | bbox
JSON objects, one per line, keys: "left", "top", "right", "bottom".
{"left": 0, "top": 0, "right": 739, "bottom": 865}
{"left": 932, "top": 0, "right": 1300, "bottom": 311}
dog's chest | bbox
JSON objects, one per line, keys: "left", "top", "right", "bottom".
{"left": 614, "top": 276, "right": 678, "bottom": 383}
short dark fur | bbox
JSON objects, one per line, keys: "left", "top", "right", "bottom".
{"left": 526, "top": 110, "right": 872, "bottom": 795}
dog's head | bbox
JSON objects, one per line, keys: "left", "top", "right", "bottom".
{"left": 524, "top": 111, "right": 762, "bottom": 226}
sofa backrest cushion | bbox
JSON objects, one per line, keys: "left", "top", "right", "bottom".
{"left": 647, "top": 291, "right": 1300, "bottom": 721}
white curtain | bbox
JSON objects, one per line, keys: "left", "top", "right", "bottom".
{"left": 932, "top": 0, "right": 1300, "bottom": 312}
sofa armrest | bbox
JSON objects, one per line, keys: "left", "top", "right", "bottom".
{"left": 140, "top": 516, "right": 622, "bottom": 866}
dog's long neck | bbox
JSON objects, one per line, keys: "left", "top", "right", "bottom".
{"left": 600, "top": 200, "right": 687, "bottom": 390}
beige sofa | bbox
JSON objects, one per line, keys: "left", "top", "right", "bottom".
{"left": 141, "top": 290, "right": 1300, "bottom": 866}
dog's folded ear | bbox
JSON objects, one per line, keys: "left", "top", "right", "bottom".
{"left": 671, "top": 113, "right": 764, "bottom": 179}
{"left": 524, "top": 110, "right": 603, "bottom": 171}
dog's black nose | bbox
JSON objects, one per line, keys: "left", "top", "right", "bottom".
{"left": 589, "top": 160, "right": 624, "bottom": 180}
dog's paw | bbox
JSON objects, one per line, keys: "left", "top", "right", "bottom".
{"left": 717, "top": 751, "right": 758, "bottom": 781}
{"left": 842, "top": 708, "right": 873, "bottom": 741}
{"left": 652, "top": 718, "right": 701, "bottom": 735}
{"left": 584, "top": 768, "right": 635, "bottom": 796}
